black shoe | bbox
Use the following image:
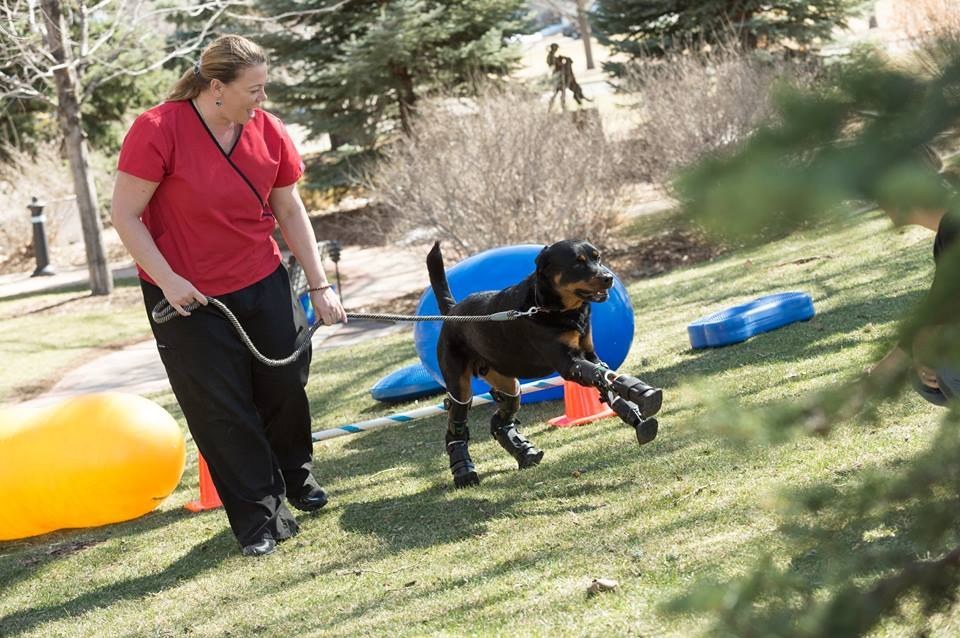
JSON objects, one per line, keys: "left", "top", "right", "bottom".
{"left": 241, "top": 537, "right": 277, "bottom": 557}
{"left": 288, "top": 486, "right": 329, "bottom": 512}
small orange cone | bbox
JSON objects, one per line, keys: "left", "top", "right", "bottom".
{"left": 184, "top": 453, "right": 222, "bottom": 512}
{"left": 549, "top": 380, "right": 614, "bottom": 427}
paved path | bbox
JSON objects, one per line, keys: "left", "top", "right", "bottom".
{"left": 2, "top": 245, "right": 431, "bottom": 407}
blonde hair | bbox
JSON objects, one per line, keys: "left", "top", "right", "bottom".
{"left": 166, "top": 35, "right": 267, "bottom": 102}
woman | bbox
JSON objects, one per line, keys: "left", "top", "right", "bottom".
{"left": 111, "top": 35, "right": 346, "bottom": 556}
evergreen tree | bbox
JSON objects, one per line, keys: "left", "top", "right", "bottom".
{"left": 592, "top": 0, "right": 860, "bottom": 72}
{"left": 258, "top": 0, "right": 526, "bottom": 146}
{"left": 669, "top": 44, "right": 960, "bottom": 636}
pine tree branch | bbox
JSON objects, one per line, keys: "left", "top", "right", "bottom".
{"left": 820, "top": 544, "right": 960, "bottom": 636}
{"left": 224, "top": 0, "right": 352, "bottom": 22}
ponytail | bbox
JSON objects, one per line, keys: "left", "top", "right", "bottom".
{"left": 166, "top": 62, "right": 208, "bottom": 101}
{"left": 166, "top": 35, "right": 267, "bottom": 102}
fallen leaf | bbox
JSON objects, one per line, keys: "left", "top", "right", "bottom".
{"left": 587, "top": 578, "right": 619, "bottom": 596}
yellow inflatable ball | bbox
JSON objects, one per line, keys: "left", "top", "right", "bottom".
{"left": 0, "top": 392, "right": 185, "bottom": 541}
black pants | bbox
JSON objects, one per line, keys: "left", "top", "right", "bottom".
{"left": 141, "top": 265, "right": 316, "bottom": 547}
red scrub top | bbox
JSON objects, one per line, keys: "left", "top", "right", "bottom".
{"left": 117, "top": 100, "right": 304, "bottom": 296}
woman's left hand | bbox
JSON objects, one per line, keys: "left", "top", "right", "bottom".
{"left": 311, "top": 287, "right": 347, "bottom": 325}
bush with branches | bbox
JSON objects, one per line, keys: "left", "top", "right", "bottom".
{"left": 621, "top": 43, "right": 817, "bottom": 187}
{"left": 0, "top": 143, "right": 82, "bottom": 269}
{"left": 370, "top": 88, "right": 625, "bottom": 259}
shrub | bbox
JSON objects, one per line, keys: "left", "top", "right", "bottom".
{"left": 0, "top": 143, "right": 78, "bottom": 271}
{"left": 368, "top": 88, "right": 626, "bottom": 260}
{"left": 621, "top": 43, "right": 816, "bottom": 186}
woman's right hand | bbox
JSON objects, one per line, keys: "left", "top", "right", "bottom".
{"left": 159, "top": 273, "right": 207, "bottom": 316}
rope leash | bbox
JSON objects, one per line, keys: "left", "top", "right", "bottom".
{"left": 150, "top": 298, "right": 540, "bottom": 367}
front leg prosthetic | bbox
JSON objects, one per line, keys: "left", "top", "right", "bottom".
{"left": 489, "top": 384, "right": 544, "bottom": 469}
{"left": 445, "top": 393, "right": 480, "bottom": 488}
{"left": 569, "top": 360, "right": 662, "bottom": 445}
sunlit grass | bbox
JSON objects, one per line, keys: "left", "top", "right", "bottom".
{"left": 0, "top": 278, "right": 150, "bottom": 404}
{"left": 0, "top": 209, "right": 951, "bottom": 637}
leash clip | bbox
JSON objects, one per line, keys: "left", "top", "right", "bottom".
{"left": 489, "top": 307, "right": 539, "bottom": 321}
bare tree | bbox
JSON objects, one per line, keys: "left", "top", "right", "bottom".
{"left": 0, "top": 0, "right": 242, "bottom": 294}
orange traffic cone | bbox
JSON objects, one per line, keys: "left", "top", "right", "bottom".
{"left": 548, "top": 380, "right": 614, "bottom": 427}
{"left": 184, "top": 453, "right": 223, "bottom": 512}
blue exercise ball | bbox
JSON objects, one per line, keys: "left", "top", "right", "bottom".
{"left": 413, "top": 244, "right": 635, "bottom": 404}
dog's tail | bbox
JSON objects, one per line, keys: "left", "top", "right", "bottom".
{"left": 427, "top": 241, "right": 456, "bottom": 315}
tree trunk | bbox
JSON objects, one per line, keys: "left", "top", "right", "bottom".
{"left": 39, "top": 0, "right": 113, "bottom": 295}
{"left": 577, "top": 0, "right": 595, "bottom": 70}
{"left": 391, "top": 63, "right": 417, "bottom": 136}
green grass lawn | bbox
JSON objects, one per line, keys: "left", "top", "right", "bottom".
{"left": 0, "top": 209, "right": 955, "bottom": 637}
{"left": 0, "top": 279, "right": 151, "bottom": 404}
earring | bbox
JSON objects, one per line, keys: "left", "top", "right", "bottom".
{"left": 215, "top": 99, "right": 223, "bottom": 107}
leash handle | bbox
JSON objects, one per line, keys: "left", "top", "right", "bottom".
{"left": 151, "top": 297, "right": 317, "bottom": 367}
{"left": 151, "top": 298, "right": 207, "bottom": 324}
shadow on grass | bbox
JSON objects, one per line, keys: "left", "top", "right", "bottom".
{"left": 0, "top": 527, "right": 232, "bottom": 637}
{"left": 0, "top": 505, "right": 196, "bottom": 601}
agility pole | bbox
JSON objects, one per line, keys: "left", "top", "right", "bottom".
{"left": 311, "top": 377, "right": 565, "bottom": 442}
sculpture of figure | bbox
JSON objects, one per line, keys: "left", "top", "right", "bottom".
{"left": 547, "top": 43, "right": 590, "bottom": 111}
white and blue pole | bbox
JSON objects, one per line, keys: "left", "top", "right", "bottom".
{"left": 311, "top": 377, "right": 564, "bottom": 442}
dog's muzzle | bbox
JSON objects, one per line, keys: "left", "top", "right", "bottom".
{"left": 576, "top": 270, "right": 614, "bottom": 302}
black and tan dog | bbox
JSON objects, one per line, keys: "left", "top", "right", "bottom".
{"left": 427, "top": 239, "right": 662, "bottom": 488}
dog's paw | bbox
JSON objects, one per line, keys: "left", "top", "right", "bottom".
{"left": 453, "top": 470, "right": 481, "bottom": 488}
{"left": 638, "top": 388, "right": 663, "bottom": 418}
{"left": 517, "top": 449, "right": 544, "bottom": 469}
{"left": 635, "top": 417, "right": 659, "bottom": 445}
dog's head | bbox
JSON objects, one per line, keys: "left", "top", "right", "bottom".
{"left": 534, "top": 240, "right": 614, "bottom": 310}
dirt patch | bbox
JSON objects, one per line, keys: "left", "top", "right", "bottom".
{"left": 19, "top": 539, "right": 104, "bottom": 568}
{"left": 604, "top": 226, "right": 725, "bottom": 280}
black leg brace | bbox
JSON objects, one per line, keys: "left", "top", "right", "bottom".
{"left": 444, "top": 394, "right": 479, "bottom": 488}
{"left": 570, "top": 361, "right": 661, "bottom": 445}
{"left": 489, "top": 386, "right": 544, "bottom": 469}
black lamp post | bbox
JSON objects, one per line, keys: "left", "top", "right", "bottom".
{"left": 327, "top": 239, "right": 342, "bottom": 301}
{"left": 28, "top": 197, "right": 55, "bottom": 277}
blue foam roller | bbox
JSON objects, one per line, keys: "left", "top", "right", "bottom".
{"left": 370, "top": 362, "right": 445, "bottom": 402}
{"left": 414, "top": 244, "right": 635, "bottom": 405}
{"left": 687, "top": 291, "right": 815, "bottom": 349}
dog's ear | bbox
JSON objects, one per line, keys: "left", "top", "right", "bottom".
{"left": 534, "top": 245, "right": 549, "bottom": 271}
